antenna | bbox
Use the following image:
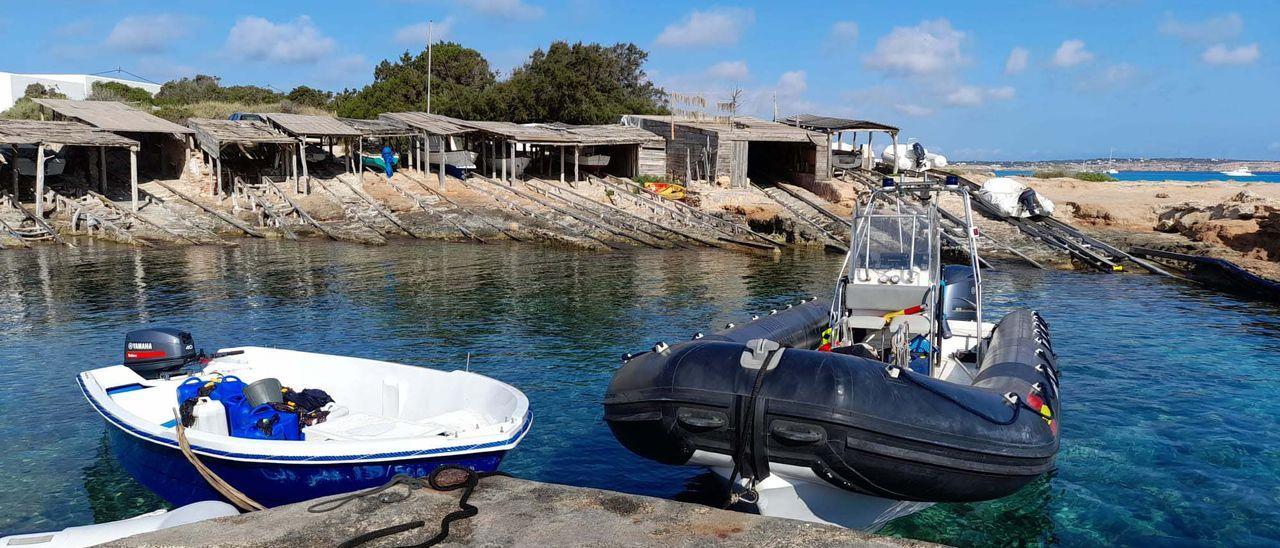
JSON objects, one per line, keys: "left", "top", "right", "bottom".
{"left": 426, "top": 20, "right": 434, "bottom": 114}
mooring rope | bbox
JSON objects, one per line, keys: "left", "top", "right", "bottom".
{"left": 172, "top": 409, "right": 267, "bottom": 512}
{"left": 308, "top": 466, "right": 509, "bottom": 548}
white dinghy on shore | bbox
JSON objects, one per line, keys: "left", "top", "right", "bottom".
{"left": 0, "top": 502, "right": 238, "bottom": 548}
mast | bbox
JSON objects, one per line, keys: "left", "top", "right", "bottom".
{"left": 426, "top": 20, "right": 433, "bottom": 114}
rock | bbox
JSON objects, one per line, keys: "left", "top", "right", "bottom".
{"left": 1228, "top": 190, "right": 1265, "bottom": 203}
{"left": 1259, "top": 209, "right": 1280, "bottom": 235}
{"left": 1067, "top": 202, "right": 1113, "bottom": 223}
{"left": 1154, "top": 192, "right": 1170, "bottom": 199}
{"left": 106, "top": 476, "right": 922, "bottom": 548}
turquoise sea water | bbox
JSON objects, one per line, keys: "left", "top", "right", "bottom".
{"left": 994, "top": 170, "right": 1280, "bottom": 183}
{"left": 0, "top": 240, "right": 1278, "bottom": 546}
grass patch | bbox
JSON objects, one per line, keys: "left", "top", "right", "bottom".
{"left": 1031, "top": 170, "right": 1116, "bottom": 182}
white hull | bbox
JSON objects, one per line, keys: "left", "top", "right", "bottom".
{"left": 0, "top": 501, "right": 238, "bottom": 548}
{"left": 691, "top": 450, "right": 932, "bottom": 531}
{"left": 881, "top": 144, "right": 947, "bottom": 171}
{"left": 429, "top": 150, "right": 478, "bottom": 170}
{"left": 486, "top": 156, "right": 530, "bottom": 177}
{"left": 1221, "top": 169, "right": 1254, "bottom": 177}
{"left": 16, "top": 157, "right": 66, "bottom": 177}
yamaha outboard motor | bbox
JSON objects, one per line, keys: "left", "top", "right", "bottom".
{"left": 939, "top": 265, "right": 978, "bottom": 322}
{"left": 912, "top": 142, "right": 928, "bottom": 170}
{"left": 1018, "top": 188, "right": 1045, "bottom": 218}
{"left": 124, "top": 328, "right": 198, "bottom": 379}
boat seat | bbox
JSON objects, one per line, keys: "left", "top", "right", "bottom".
{"left": 889, "top": 314, "right": 931, "bottom": 336}
{"left": 304, "top": 409, "right": 446, "bottom": 441}
{"left": 845, "top": 283, "right": 929, "bottom": 312}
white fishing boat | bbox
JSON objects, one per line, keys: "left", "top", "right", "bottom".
{"left": 485, "top": 156, "right": 531, "bottom": 178}
{"left": 1221, "top": 166, "right": 1254, "bottom": 177}
{"left": 0, "top": 502, "right": 238, "bottom": 548}
{"left": 575, "top": 154, "right": 611, "bottom": 168}
{"left": 79, "top": 329, "right": 531, "bottom": 508}
{"left": 429, "top": 150, "right": 479, "bottom": 170}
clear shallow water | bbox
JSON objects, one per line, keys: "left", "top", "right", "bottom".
{"left": 0, "top": 240, "right": 1278, "bottom": 546}
{"left": 994, "top": 170, "right": 1280, "bottom": 183}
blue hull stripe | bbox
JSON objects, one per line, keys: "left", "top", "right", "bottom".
{"left": 78, "top": 375, "right": 532, "bottom": 463}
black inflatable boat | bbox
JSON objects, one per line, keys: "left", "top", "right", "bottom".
{"left": 603, "top": 178, "right": 1061, "bottom": 530}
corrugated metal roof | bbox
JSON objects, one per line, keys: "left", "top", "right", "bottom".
{"left": 31, "top": 99, "right": 194, "bottom": 134}
{"left": 0, "top": 119, "right": 139, "bottom": 147}
{"left": 262, "top": 113, "right": 361, "bottom": 137}
{"left": 379, "top": 112, "right": 475, "bottom": 135}
{"left": 780, "top": 114, "right": 899, "bottom": 134}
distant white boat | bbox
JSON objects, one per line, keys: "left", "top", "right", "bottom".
{"left": 1105, "top": 169, "right": 1119, "bottom": 174}
{"left": 881, "top": 143, "right": 947, "bottom": 171}
{"left": 1220, "top": 167, "right": 1254, "bottom": 177}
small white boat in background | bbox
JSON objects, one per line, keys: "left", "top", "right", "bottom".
{"left": 0, "top": 501, "right": 238, "bottom": 548}
{"left": 1221, "top": 167, "right": 1254, "bottom": 177}
{"left": 881, "top": 143, "right": 947, "bottom": 171}
{"left": 1105, "top": 169, "right": 1119, "bottom": 175}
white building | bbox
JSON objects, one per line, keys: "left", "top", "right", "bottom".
{"left": 0, "top": 72, "right": 162, "bottom": 111}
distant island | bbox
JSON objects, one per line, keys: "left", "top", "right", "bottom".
{"left": 953, "top": 158, "right": 1280, "bottom": 172}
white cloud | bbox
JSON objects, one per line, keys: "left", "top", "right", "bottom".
{"left": 457, "top": 0, "right": 543, "bottom": 20}
{"left": 54, "top": 19, "right": 93, "bottom": 38}
{"left": 1075, "top": 62, "right": 1137, "bottom": 92}
{"left": 776, "top": 70, "right": 807, "bottom": 97}
{"left": 945, "top": 85, "right": 1016, "bottom": 106}
{"left": 1201, "top": 43, "right": 1259, "bottom": 65}
{"left": 864, "top": 19, "right": 967, "bottom": 77}
{"left": 1005, "top": 47, "right": 1029, "bottom": 75}
{"left": 986, "top": 85, "right": 1016, "bottom": 101}
{"left": 225, "top": 16, "right": 335, "bottom": 64}
{"left": 894, "top": 103, "right": 934, "bottom": 117}
{"left": 1159, "top": 13, "right": 1243, "bottom": 44}
{"left": 829, "top": 21, "right": 859, "bottom": 42}
{"left": 656, "top": 8, "right": 755, "bottom": 47}
{"left": 104, "top": 14, "right": 192, "bottom": 53}
{"left": 1051, "top": 39, "right": 1094, "bottom": 67}
{"left": 707, "top": 60, "right": 749, "bottom": 81}
{"left": 394, "top": 19, "right": 454, "bottom": 47}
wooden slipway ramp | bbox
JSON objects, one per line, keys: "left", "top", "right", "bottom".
{"left": 754, "top": 182, "right": 849, "bottom": 253}
{"left": 0, "top": 195, "right": 57, "bottom": 248}
{"left": 232, "top": 176, "right": 384, "bottom": 245}
{"left": 594, "top": 175, "right": 782, "bottom": 253}
{"left": 465, "top": 175, "right": 620, "bottom": 250}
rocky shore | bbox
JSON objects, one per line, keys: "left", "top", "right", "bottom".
{"left": 961, "top": 172, "right": 1280, "bottom": 280}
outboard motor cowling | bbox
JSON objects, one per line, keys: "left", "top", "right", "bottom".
{"left": 940, "top": 265, "right": 977, "bottom": 322}
{"left": 124, "top": 328, "right": 198, "bottom": 379}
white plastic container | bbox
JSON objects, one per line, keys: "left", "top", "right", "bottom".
{"left": 190, "top": 397, "right": 229, "bottom": 435}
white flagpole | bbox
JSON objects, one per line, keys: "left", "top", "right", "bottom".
{"left": 426, "top": 20, "right": 433, "bottom": 114}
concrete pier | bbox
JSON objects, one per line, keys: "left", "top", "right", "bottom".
{"left": 106, "top": 475, "right": 933, "bottom": 547}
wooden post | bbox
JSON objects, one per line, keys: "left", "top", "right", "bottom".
{"left": 299, "top": 141, "right": 310, "bottom": 194}
{"left": 510, "top": 141, "right": 517, "bottom": 182}
{"left": 98, "top": 146, "right": 107, "bottom": 193}
{"left": 11, "top": 145, "right": 18, "bottom": 200}
{"left": 437, "top": 135, "right": 446, "bottom": 190}
{"left": 34, "top": 143, "right": 45, "bottom": 217}
{"left": 500, "top": 140, "right": 507, "bottom": 182}
{"left": 826, "top": 131, "right": 833, "bottom": 179}
{"left": 215, "top": 157, "right": 223, "bottom": 197}
{"left": 130, "top": 147, "right": 139, "bottom": 212}
{"left": 890, "top": 133, "right": 899, "bottom": 175}
{"left": 559, "top": 146, "right": 565, "bottom": 183}
{"left": 573, "top": 146, "right": 580, "bottom": 182}
{"left": 358, "top": 137, "right": 365, "bottom": 178}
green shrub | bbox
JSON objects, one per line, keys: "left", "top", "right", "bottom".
{"left": 633, "top": 174, "right": 670, "bottom": 184}
{"left": 1072, "top": 172, "right": 1117, "bottom": 182}
{"left": 1032, "top": 169, "right": 1071, "bottom": 179}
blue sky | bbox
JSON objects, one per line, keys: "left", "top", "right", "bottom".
{"left": 4, "top": 1, "right": 1277, "bottom": 161}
